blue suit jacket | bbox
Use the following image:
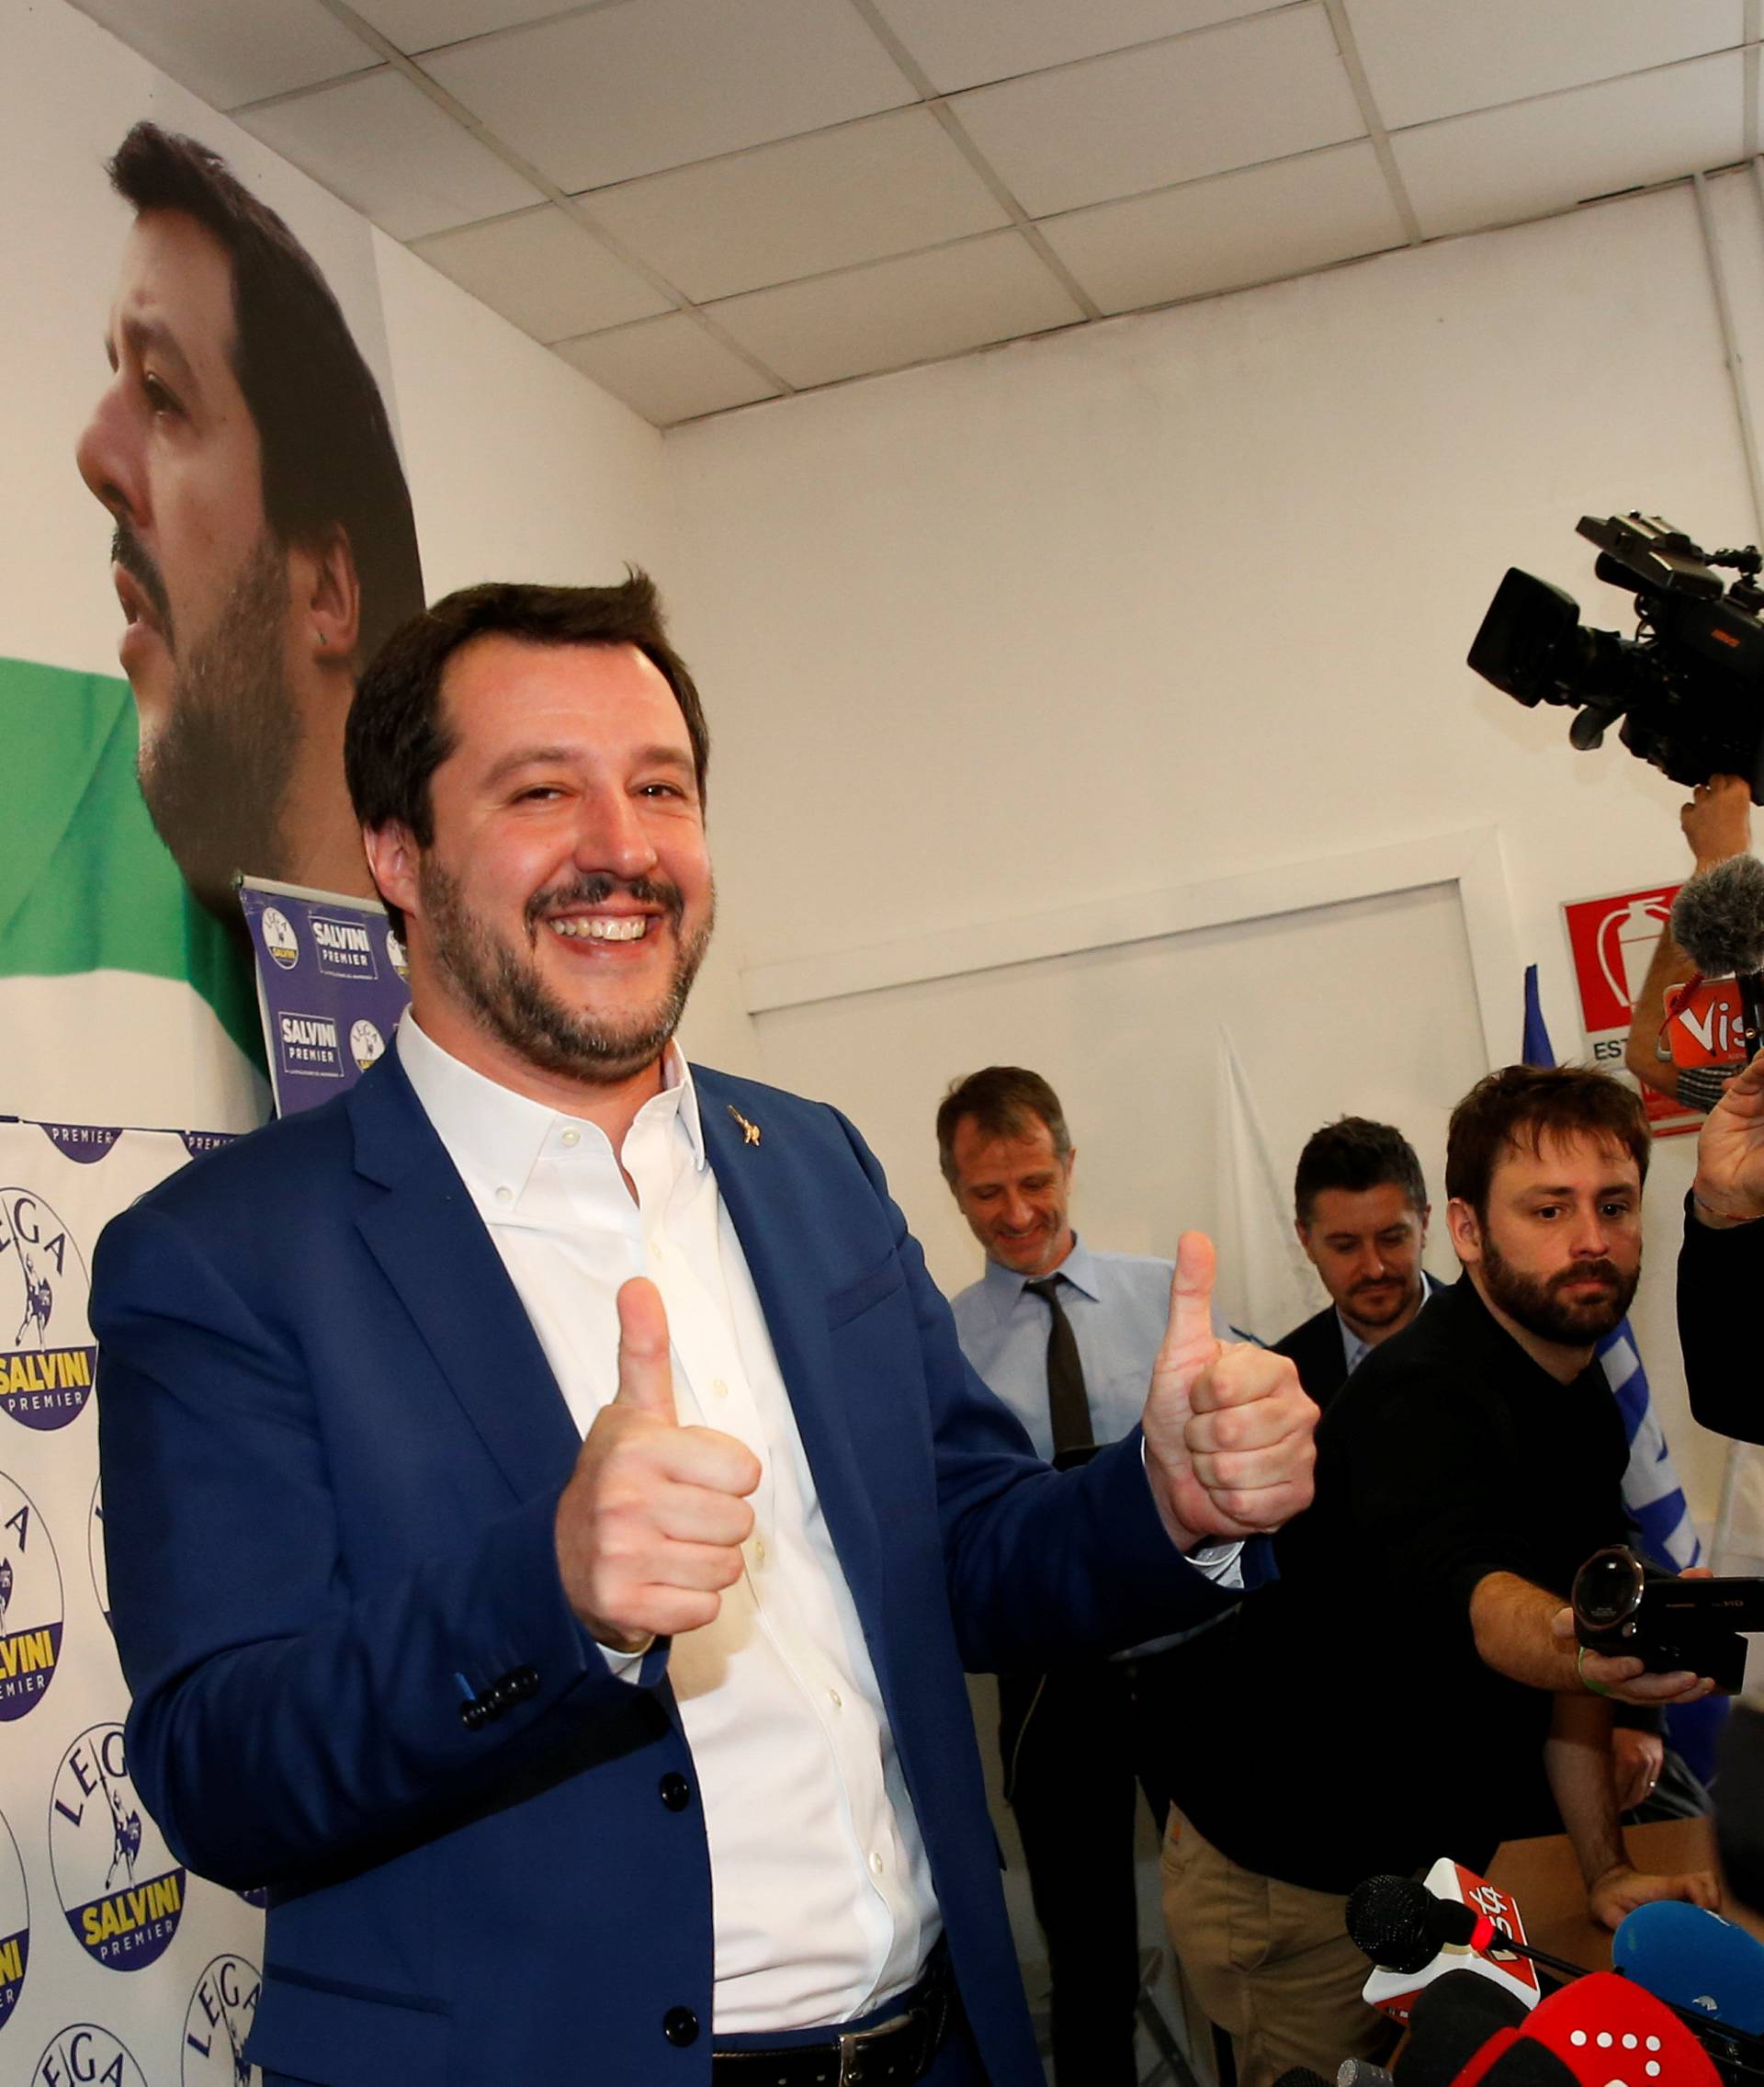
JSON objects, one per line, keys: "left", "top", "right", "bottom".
{"left": 93, "top": 1051, "right": 1233, "bottom": 2084}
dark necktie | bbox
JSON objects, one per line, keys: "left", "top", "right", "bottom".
{"left": 1023, "top": 1276, "right": 1095, "bottom": 1469}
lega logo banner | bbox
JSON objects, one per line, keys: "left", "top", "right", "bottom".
{"left": 239, "top": 879, "right": 411, "bottom": 1117}
{"left": 50, "top": 1725, "right": 186, "bottom": 1970}
{"left": 30, "top": 2024, "right": 149, "bottom": 2087}
{"left": 0, "top": 1185, "right": 96, "bottom": 1430}
{"left": 0, "top": 1804, "right": 29, "bottom": 2031}
{"left": 0, "top": 1470, "right": 64, "bottom": 1718}
{"left": 184, "top": 1955, "right": 260, "bottom": 2084}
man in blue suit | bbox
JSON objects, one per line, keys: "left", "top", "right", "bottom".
{"left": 93, "top": 575, "right": 1318, "bottom": 2085}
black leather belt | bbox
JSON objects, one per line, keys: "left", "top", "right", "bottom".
{"left": 711, "top": 1949, "right": 956, "bottom": 2087}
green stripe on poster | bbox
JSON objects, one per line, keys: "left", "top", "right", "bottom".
{"left": 0, "top": 655, "right": 263, "bottom": 1067}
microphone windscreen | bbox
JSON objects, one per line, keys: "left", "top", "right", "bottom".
{"left": 1348, "top": 1875, "right": 1437, "bottom": 1974}
{"left": 1459, "top": 2039, "right": 1576, "bottom": 2086}
{"left": 1272, "top": 2071, "right": 1333, "bottom": 2087}
{"left": 1510, "top": 1970, "right": 1721, "bottom": 2086}
{"left": 1611, "top": 1898, "right": 1764, "bottom": 2034}
{"left": 1400, "top": 1971, "right": 1531, "bottom": 2087}
{"left": 1669, "top": 853, "right": 1764, "bottom": 978}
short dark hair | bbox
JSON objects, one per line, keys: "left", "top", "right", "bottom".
{"left": 107, "top": 122, "right": 424, "bottom": 665}
{"left": 1293, "top": 1117, "right": 1427, "bottom": 1227}
{"left": 345, "top": 574, "right": 710, "bottom": 936}
{"left": 935, "top": 1067, "right": 1071, "bottom": 1186}
{"left": 1445, "top": 1065, "right": 1649, "bottom": 1219}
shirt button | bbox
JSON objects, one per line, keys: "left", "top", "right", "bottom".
{"left": 662, "top": 2007, "right": 699, "bottom": 2047}
{"left": 828, "top": 1688, "right": 842, "bottom": 1710}
{"left": 752, "top": 1538, "right": 766, "bottom": 1567}
{"left": 494, "top": 1186, "right": 513, "bottom": 1204}
{"left": 560, "top": 1129, "right": 580, "bottom": 1148}
{"left": 710, "top": 1378, "right": 729, "bottom": 1399}
{"left": 868, "top": 1852, "right": 885, "bottom": 1877}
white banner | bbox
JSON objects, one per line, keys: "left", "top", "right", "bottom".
{"left": 0, "top": 1119, "right": 263, "bottom": 2081}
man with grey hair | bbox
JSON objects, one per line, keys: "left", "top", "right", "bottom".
{"left": 939, "top": 1065, "right": 1225, "bottom": 2086}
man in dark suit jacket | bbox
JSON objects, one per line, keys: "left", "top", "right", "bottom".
{"left": 92, "top": 576, "right": 1318, "bottom": 2086}
{"left": 1271, "top": 1117, "right": 1433, "bottom": 1412}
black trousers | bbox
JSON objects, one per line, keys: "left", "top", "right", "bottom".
{"left": 998, "top": 1648, "right": 1185, "bottom": 2087}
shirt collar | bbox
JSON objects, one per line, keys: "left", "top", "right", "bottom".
{"left": 979, "top": 1231, "right": 1099, "bottom": 1312}
{"left": 1336, "top": 1269, "right": 1444, "bottom": 1378}
{"left": 395, "top": 1010, "right": 707, "bottom": 1203}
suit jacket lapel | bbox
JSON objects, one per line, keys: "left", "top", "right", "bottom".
{"left": 347, "top": 1056, "right": 580, "bottom": 1503}
{"left": 696, "top": 1075, "right": 883, "bottom": 1616}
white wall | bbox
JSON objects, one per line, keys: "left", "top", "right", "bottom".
{"left": 367, "top": 229, "right": 759, "bottom": 1072}
{"left": 664, "top": 175, "right": 1764, "bottom": 1525}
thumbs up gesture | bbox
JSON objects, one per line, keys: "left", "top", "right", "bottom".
{"left": 555, "top": 1277, "right": 762, "bottom": 1653}
{"left": 1142, "top": 1233, "right": 1318, "bottom": 1552}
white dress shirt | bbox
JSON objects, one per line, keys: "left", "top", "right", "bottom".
{"left": 397, "top": 1013, "right": 938, "bottom": 2033}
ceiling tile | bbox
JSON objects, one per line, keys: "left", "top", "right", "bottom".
{"left": 422, "top": 0, "right": 914, "bottom": 192}
{"left": 1392, "top": 51, "right": 1747, "bottom": 241}
{"left": 237, "top": 72, "right": 543, "bottom": 241}
{"left": 345, "top": 0, "right": 571, "bottom": 52}
{"left": 950, "top": 5, "right": 1365, "bottom": 219}
{"left": 411, "top": 203, "right": 673, "bottom": 340}
{"left": 1347, "top": 0, "right": 1742, "bottom": 130}
{"left": 585, "top": 108, "right": 1011, "bottom": 303}
{"left": 707, "top": 231, "right": 1082, "bottom": 390}
{"left": 873, "top": 0, "right": 1289, "bottom": 95}
{"left": 1041, "top": 141, "right": 1406, "bottom": 312}
{"left": 69, "top": 0, "right": 380, "bottom": 108}
{"left": 554, "top": 313, "right": 783, "bottom": 425}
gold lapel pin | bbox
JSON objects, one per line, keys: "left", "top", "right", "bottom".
{"left": 727, "top": 1105, "right": 762, "bottom": 1147}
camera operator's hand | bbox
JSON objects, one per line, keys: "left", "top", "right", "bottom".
{"left": 1549, "top": 1596, "right": 1717, "bottom": 1707}
{"left": 1588, "top": 1862, "right": 1722, "bottom": 1931}
{"left": 1682, "top": 773, "right": 1754, "bottom": 869}
{"left": 1692, "top": 1049, "right": 1764, "bottom": 1226}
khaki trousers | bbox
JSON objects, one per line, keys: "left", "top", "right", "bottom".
{"left": 1160, "top": 1808, "right": 1396, "bottom": 2087}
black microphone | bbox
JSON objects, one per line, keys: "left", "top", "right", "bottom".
{"left": 1345, "top": 1874, "right": 1580, "bottom": 1987}
{"left": 1351, "top": 1875, "right": 1764, "bottom": 2084}
{"left": 1396, "top": 1970, "right": 1530, "bottom": 2087}
{"left": 1669, "top": 854, "right": 1764, "bottom": 1061}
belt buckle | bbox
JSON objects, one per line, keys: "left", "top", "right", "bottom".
{"left": 836, "top": 2006, "right": 913, "bottom": 2085}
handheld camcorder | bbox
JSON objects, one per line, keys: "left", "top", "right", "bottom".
{"left": 1467, "top": 513, "right": 1764, "bottom": 800}
{"left": 1572, "top": 1545, "right": 1764, "bottom": 1696}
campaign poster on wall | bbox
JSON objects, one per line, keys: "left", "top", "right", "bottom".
{"left": 1, "top": 1, "right": 423, "bottom": 1135}
{"left": 238, "top": 881, "right": 411, "bottom": 1114}
{"left": 0, "top": 1118, "right": 261, "bottom": 2080}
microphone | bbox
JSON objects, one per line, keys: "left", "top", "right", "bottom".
{"left": 1397, "top": 1971, "right": 1531, "bottom": 2087}
{"left": 1348, "top": 1862, "right": 1547, "bottom": 2021}
{"left": 1669, "top": 856, "right": 1764, "bottom": 1061}
{"left": 1462, "top": 1970, "right": 1722, "bottom": 2086}
{"left": 1612, "top": 1901, "right": 1764, "bottom": 2036}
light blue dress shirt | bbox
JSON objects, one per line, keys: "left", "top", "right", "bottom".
{"left": 950, "top": 1236, "right": 1242, "bottom": 1600}
{"left": 950, "top": 1236, "right": 1193, "bottom": 1463}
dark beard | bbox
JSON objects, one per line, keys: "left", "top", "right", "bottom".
{"left": 417, "top": 861, "right": 714, "bottom": 1086}
{"left": 133, "top": 529, "right": 300, "bottom": 921}
{"left": 1478, "top": 1231, "right": 1638, "bottom": 1347}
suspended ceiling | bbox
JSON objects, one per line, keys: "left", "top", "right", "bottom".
{"left": 69, "top": 0, "right": 1764, "bottom": 425}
